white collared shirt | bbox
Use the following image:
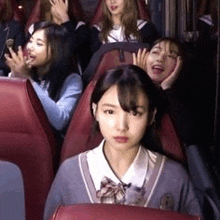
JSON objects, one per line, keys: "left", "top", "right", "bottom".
{"left": 94, "top": 20, "right": 147, "bottom": 43}
{"left": 87, "top": 140, "right": 157, "bottom": 191}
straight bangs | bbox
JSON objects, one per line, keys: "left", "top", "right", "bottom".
{"left": 164, "top": 40, "right": 180, "bottom": 56}
{"left": 117, "top": 77, "right": 142, "bottom": 113}
{"left": 91, "top": 65, "right": 156, "bottom": 114}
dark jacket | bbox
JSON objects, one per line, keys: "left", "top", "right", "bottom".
{"left": 0, "top": 19, "right": 25, "bottom": 76}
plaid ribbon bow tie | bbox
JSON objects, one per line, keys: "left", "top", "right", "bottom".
{"left": 96, "top": 176, "right": 130, "bottom": 204}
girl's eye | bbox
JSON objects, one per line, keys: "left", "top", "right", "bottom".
{"left": 168, "top": 54, "right": 176, "bottom": 59}
{"left": 152, "top": 51, "right": 158, "bottom": 54}
{"left": 104, "top": 110, "right": 114, "bottom": 115}
{"left": 130, "top": 111, "right": 143, "bottom": 117}
{"left": 37, "top": 43, "right": 44, "bottom": 46}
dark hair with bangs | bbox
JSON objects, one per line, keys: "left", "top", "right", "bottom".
{"left": 100, "top": 0, "right": 142, "bottom": 42}
{"left": 30, "top": 21, "right": 73, "bottom": 101}
{"left": 91, "top": 64, "right": 163, "bottom": 132}
{"left": 149, "top": 37, "right": 185, "bottom": 58}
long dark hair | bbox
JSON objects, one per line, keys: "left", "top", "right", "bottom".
{"left": 0, "top": 0, "right": 13, "bottom": 23}
{"left": 100, "top": 0, "right": 142, "bottom": 43}
{"left": 90, "top": 64, "right": 165, "bottom": 146}
{"left": 30, "top": 21, "right": 73, "bottom": 101}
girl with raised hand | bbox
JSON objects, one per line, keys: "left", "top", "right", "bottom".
{"left": 133, "top": 37, "right": 183, "bottom": 90}
{"left": 91, "top": 0, "right": 159, "bottom": 53}
{"left": 44, "top": 64, "right": 202, "bottom": 220}
{"left": 27, "top": 0, "right": 91, "bottom": 73}
{"left": 5, "top": 21, "right": 83, "bottom": 136}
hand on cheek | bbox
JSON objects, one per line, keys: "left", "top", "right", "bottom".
{"left": 160, "top": 56, "right": 182, "bottom": 90}
{"left": 133, "top": 49, "right": 148, "bottom": 72}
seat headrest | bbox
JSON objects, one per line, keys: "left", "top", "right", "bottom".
{"left": 50, "top": 204, "right": 201, "bottom": 220}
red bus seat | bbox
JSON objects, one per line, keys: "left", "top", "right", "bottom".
{"left": 0, "top": 77, "right": 56, "bottom": 220}
{"left": 49, "top": 204, "right": 201, "bottom": 220}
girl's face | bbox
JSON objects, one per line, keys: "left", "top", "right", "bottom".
{"left": 105, "top": 0, "right": 125, "bottom": 17}
{"left": 26, "top": 29, "right": 51, "bottom": 67}
{"left": 93, "top": 85, "right": 149, "bottom": 152}
{"left": 146, "top": 41, "right": 179, "bottom": 84}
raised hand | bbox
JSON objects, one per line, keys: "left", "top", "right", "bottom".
{"left": 133, "top": 48, "right": 148, "bottom": 71}
{"left": 160, "top": 56, "right": 182, "bottom": 90}
{"left": 4, "top": 46, "right": 32, "bottom": 78}
{"left": 50, "top": 0, "right": 69, "bottom": 24}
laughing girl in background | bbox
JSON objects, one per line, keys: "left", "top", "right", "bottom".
{"left": 44, "top": 64, "right": 202, "bottom": 220}
{"left": 133, "top": 37, "right": 197, "bottom": 147}
{"left": 91, "top": 0, "right": 159, "bottom": 53}
{"left": 5, "top": 21, "right": 83, "bottom": 136}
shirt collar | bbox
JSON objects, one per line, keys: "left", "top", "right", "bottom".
{"left": 87, "top": 140, "right": 153, "bottom": 190}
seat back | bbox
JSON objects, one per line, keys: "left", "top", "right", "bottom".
{"left": 61, "top": 42, "right": 185, "bottom": 163}
{"left": 0, "top": 160, "right": 25, "bottom": 220}
{"left": 160, "top": 114, "right": 186, "bottom": 162}
{"left": 90, "top": 0, "right": 151, "bottom": 26}
{"left": 0, "top": 77, "right": 56, "bottom": 220}
{"left": 50, "top": 204, "right": 201, "bottom": 220}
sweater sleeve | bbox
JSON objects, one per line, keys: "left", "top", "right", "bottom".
{"left": 149, "top": 159, "right": 203, "bottom": 218}
{"left": 43, "top": 161, "right": 71, "bottom": 220}
{"left": 32, "top": 73, "right": 83, "bottom": 131}
{"left": 44, "top": 156, "right": 84, "bottom": 220}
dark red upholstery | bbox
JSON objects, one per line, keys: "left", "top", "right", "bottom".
{"left": 61, "top": 43, "right": 185, "bottom": 163}
{"left": 50, "top": 204, "right": 201, "bottom": 220}
{"left": 0, "top": 77, "right": 56, "bottom": 220}
{"left": 90, "top": 0, "right": 151, "bottom": 26}
{"left": 160, "top": 114, "right": 186, "bottom": 162}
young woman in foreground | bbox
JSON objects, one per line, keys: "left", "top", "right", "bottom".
{"left": 44, "top": 64, "right": 202, "bottom": 219}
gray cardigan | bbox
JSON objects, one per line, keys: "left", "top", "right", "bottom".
{"left": 44, "top": 150, "right": 202, "bottom": 220}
